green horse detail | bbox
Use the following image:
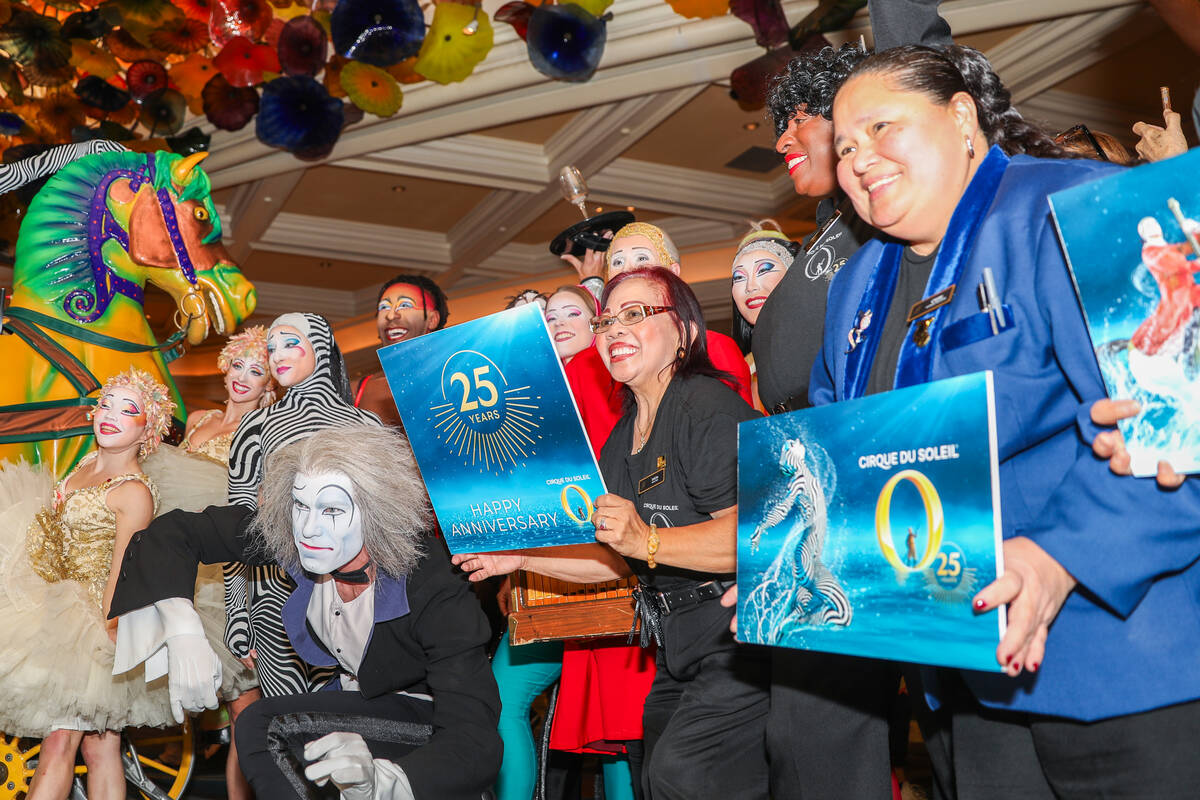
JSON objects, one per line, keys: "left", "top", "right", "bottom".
{"left": 1, "top": 149, "right": 256, "bottom": 477}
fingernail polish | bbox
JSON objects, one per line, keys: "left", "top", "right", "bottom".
{"left": 1012, "top": 662, "right": 1021, "bottom": 672}
{"left": 1005, "top": 654, "right": 1013, "bottom": 664}
{"left": 1030, "top": 661, "right": 1039, "bottom": 672}
{"left": 973, "top": 598, "right": 986, "bottom": 610}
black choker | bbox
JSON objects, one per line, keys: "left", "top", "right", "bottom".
{"left": 333, "top": 563, "right": 372, "bottom": 584}
{"left": 306, "top": 562, "right": 373, "bottom": 584}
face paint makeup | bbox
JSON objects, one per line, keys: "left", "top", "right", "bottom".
{"left": 268, "top": 325, "right": 317, "bottom": 388}
{"left": 290, "top": 470, "right": 366, "bottom": 575}
{"left": 93, "top": 385, "right": 149, "bottom": 451}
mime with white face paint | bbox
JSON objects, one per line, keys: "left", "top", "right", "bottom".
{"left": 109, "top": 425, "right": 501, "bottom": 800}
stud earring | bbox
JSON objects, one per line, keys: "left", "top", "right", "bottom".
{"left": 965, "top": 135, "right": 975, "bottom": 159}
{"left": 676, "top": 346, "right": 687, "bottom": 360}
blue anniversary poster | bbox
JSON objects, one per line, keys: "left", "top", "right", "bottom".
{"left": 737, "top": 372, "right": 1005, "bottom": 672}
{"left": 1050, "top": 148, "right": 1200, "bottom": 476}
{"left": 378, "top": 303, "right": 606, "bottom": 554}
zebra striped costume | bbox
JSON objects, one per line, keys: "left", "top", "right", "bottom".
{"left": 0, "top": 140, "right": 127, "bottom": 195}
{"left": 225, "top": 312, "right": 381, "bottom": 697}
{"left": 751, "top": 439, "right": 852, "bottom": 628}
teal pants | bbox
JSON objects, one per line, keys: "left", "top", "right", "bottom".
{"left": 492, "top": 637, "right": 636, "bottom": 800}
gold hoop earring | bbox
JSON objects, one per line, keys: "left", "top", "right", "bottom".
{"left": 965, "top": 135, "right": 976, "bottom": 159}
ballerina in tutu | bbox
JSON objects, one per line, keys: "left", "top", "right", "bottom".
{"left": 0, "top": 368, "right": 174, "bottom": 799}
{"left": 142, "top": 326, "right": 275, "bottom": 800}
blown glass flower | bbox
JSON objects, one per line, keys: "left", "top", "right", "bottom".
{"left": 74, "top": 75, "right": 132, "bottom": 111}
{"left": 126, "top": 59, "right": 169, "bottom": 99}
{"left": 214, "top": 36, "right": 281, "bottom": 87}
{"left": 413, "top": 1, "right": 493, "bottom": 85}
{"left": 340, "top": 59, "right": 401, "bottom": 116}
{"left": 525, "top": 3, "right": 608, "bottom": 83}
{"left": 278, "top": 15, "right": 327, "bottom": 76}
{"left": 202, "top": 72, "right": 259, "bottom": 130}
{"left": 664, "top": 0, "right": 728, "bottom": 19}
{"left": 138, "top": 87, "right": 187, "bottom": 135}
{"left": 330, "top": 0, "right": 425, "bottom": 67}
{"left": 257, "top": 74, "right": 343, "bottom": 158}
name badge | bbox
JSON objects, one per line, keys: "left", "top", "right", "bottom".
{"left": 639, "top": 467, "right": 665, "bottom": 494}
{"left": 907, "top": 285, "right": 956, "bottom": 324}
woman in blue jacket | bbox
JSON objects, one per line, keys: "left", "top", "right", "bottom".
{"left": 818, "top": 44, "right": 1200, "bottom": 797}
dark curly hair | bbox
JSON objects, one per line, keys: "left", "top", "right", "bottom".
{"left": 846, "top": 45, "right": 1072, "bottom": 159}
{"left": 376, "top": 274, "right": 449, "bottom": 331}
{"left": 767, "top": 44, "right": 869, "bottom": 135}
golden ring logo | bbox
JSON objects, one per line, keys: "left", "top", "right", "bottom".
{"left": 874, "top": 469, "right": 944, "bottom": 572}
{"left": 561, "top": 484, "right": 594, "bottom": 524}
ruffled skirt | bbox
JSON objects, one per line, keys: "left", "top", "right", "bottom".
{"left": 0, "top": 459, "right": 253, "bottom": 737}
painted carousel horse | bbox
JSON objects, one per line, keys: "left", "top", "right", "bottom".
{"left": 0, "top": 149, "right": 256, "bottom": 477}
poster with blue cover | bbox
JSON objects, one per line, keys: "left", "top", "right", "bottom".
{"left": 737, "top": 372, "right": 1005, "bottom": 673}
{"left": 1050, "top": 148, "right": 1200, "bottom": 476}
{"left": 378, "top": 303, "right": 606, "bottom": 554}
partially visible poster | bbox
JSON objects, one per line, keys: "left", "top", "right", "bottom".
{"left": 737, "top": 372, "right": 1005, "bottom": 673}
{"left": 1050, "top": 148, "right": 1200, "bottom": 476}
{"left": 379, "top": 303, "right": 606, "bottom": 554}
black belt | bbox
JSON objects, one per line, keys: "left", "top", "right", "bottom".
{"left": 629, "top": 580, "right": 735, "bottom": 648}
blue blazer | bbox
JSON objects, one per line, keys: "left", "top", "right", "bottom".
{"left": 811, "top": 147, "right": 1200, "bottom": 721}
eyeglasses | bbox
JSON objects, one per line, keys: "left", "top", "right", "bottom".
{"left": 589, "top": 304, "right": 675, "bottom": 334}
{"left": 1054, "top": 124, "right": 1108, "bottom": 162}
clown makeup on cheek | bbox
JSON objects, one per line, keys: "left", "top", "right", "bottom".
{"left": 226, "top": 357, "right": 271, "bottom": 404}
{"left": 377, "top": 283, "right": 437, "bottom": 345}
{"left": 268, "top": 325, "right": 317, "bottom": 388}
{"left": 93, "top": 386, "right": 149, "bottom": 451}
{"left": 545, "top": 290, "right": 594, "bottom": 362}
{"left": 291, "top": 470, "right": 366, "bottom": 575}
{"left": 731, "top": 251, "right": 788, "bottom": 326}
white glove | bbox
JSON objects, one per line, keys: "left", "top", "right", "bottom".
{"left": 155, "top": 597, "right": 221, "bottom": 724}
{"left": 165, "top": 633, "right": 221, "bottom": 723}
{"left": 304, "top": 732, "right": 376, "bottom": 800}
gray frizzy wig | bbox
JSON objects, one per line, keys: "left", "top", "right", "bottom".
{"left": 250, "top": 425, "right": 431, "bottom": 578}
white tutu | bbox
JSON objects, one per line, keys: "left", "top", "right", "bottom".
{"left": 0, "top": 459, "right": 252, "bottom": 738}
{"left": 141, "top": 443, "right": 229, "bottom": 513}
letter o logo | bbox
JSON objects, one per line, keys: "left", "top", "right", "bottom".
{"left": 874, "top": 469, "right": 944, "bottom": 572}
{"left": 561, "top": 484, "right": 594, "bottom": 524}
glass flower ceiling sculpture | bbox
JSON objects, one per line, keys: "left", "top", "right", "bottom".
{"left": 0, "top": 0, "right": 865, "bottom": 166}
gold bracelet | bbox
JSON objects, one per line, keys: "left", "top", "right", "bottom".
{"left": 646, "top": 524, "right": 660, "bottom": 569}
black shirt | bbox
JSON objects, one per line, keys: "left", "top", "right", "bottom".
{"left": 598, "top": 375, "right": 760, "bottom": 591}
{"left": 865, "top": 245, "right": 939, "bottom": 396}
{"left": 752, "top": 196, "right": 874, "bottom": 412}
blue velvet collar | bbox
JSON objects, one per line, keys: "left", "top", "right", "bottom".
{"left": 280, "top": 564, "right": 411, "bottom": 668}
{"left": 843, "top": 145, "right": 1010, "bottom": 399}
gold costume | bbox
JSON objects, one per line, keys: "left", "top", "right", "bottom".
{"left": 27, "top": 458, "right": 158, "bottom": 608}
{"left": 181, "top": 408, "right": 235, "bottom": 466}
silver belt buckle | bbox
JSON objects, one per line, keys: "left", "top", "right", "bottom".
{"left": 653, "top": 591, "right": 671, "bottom": 617}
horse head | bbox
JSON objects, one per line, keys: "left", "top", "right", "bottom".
{"left": 121, "top": 151, "right": 256, "bottom": 344}
{"left": 13, "top": 149, "right": 255, "bottom": 347}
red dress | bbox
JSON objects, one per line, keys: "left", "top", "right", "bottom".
{"left": 706, "top": 330, "right": 754, "bottom": 405}
{"left": 549, "top": 338, "right": 751, "bottom": 753}
{"left": 553, "top": 344, "right": 653, "bottom": 753}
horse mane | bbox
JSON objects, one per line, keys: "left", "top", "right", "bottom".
{"left": 14, "top": 149, "right": 221, "bottom": 321}
{"left": 16, "top": 149, "right": 146, "bottom": 305}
